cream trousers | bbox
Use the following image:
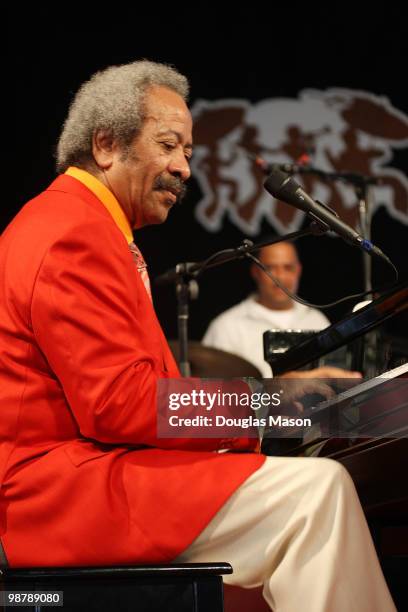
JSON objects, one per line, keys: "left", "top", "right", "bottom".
{"left": 177, "top": 455, "right": 396, "bottom": 612}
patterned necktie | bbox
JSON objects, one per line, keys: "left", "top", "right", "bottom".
{"left": 129, "top": 241, "right": 152, "bottom": 300}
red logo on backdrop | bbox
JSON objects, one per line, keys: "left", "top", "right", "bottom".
{"left": 191, "top": 89, "right": 408, "bottom": 235}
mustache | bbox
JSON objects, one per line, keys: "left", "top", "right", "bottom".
{"left": 153, "top": 175, "right": 187, "bottom": 203}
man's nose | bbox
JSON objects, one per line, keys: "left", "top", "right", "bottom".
{"left": 271, "top": 267, "right": 288, "bottom": 284}
{"left": 273, "top": 267, "right": 285, "bottom": 279}
{"left": 168, "top": 150, "right": 191, "bottom": 182}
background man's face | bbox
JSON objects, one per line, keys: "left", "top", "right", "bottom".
{"left": 107, "top": 85, "right": 193, "bottom": 228}
{"left": 251, "top": 243, "right": 302, "bottom": 310}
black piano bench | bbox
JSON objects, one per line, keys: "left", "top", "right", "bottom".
{"left": 0, "top": 563, "right": 232, "bottom": 611}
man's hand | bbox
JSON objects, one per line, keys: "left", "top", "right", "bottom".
{"left": 281, "top": 366, "right": 362, "bottom": 379}
{"left": 265, "top": 367, "right": 362, "bottom": 416}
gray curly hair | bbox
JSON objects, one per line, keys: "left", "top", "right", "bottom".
{"left": 56, "top": 60, "right": 189, "bottom": 173}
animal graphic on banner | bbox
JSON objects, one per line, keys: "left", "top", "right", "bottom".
{"left": 191, "top": 89, "right": 408, "bottom": 235}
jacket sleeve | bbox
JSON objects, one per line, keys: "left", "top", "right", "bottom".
{"left": 31, "top": 220, "right": 256, "bottom": 453}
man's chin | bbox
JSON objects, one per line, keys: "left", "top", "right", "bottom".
{"left": 268, "top": 292, "right": 293, "bottom": 309}
{"left": 142, "top": 193, "right": 175, "bottom": 225}
{"left": 271, "top": 289, "right": 291, "bottom": 300}
{"left": 147, "top": 204, "right": 172, "bottom": 226}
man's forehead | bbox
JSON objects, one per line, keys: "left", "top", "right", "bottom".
{"left": 143, "top": 99, "right": 192, "bottom": 147}
{"left": 260, "top": 244, "right": 299, "bottom": 263}
{"left": 144, "top": 106, "right": 191, "bottom": 125}
{"left": 144, "top": 86, "right": 191, "bottom": 122}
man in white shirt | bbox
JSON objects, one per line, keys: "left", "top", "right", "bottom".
{"left": 203, "top": 241, "right": 330, "bottom": 377}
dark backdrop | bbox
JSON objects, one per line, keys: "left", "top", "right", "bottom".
{"left": 6, "top": 7, "right": 408, "bottom": 341}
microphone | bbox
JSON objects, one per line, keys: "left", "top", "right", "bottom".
{"left": 264, "top": 168, "right": 388, "bottom": 261}
{"left": 155, "top": 266, "right": 183, "bottom": 286}
{"left": 155, "top": 262, "right": 200, "bottom": 287}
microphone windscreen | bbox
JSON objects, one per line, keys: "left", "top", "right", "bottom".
{"left": 264, "top": 169, "right": 299, "bottom": 204}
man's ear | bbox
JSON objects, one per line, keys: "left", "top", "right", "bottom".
{"left": 92, "top": 130, "right": 116, "bottom": 169}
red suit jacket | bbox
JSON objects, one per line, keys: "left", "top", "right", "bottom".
{"left": 0, "top": 175, "right": 264, "bottom": 566}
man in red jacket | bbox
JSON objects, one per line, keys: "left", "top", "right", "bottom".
{"left": 0, "top": 61, "right": 395, "bottom": 611}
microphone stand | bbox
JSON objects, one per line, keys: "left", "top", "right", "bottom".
{"left": 355, "top": 181, "right": 374, "bottom": 293}
{"left": 156, "top": 221, "right": 329, "bottom": 376}
{"left": 262, "top": 160, "right": 379, "bottom": 293}
{"left": 175, "top": 268, "right": 198, "bottom": 377}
